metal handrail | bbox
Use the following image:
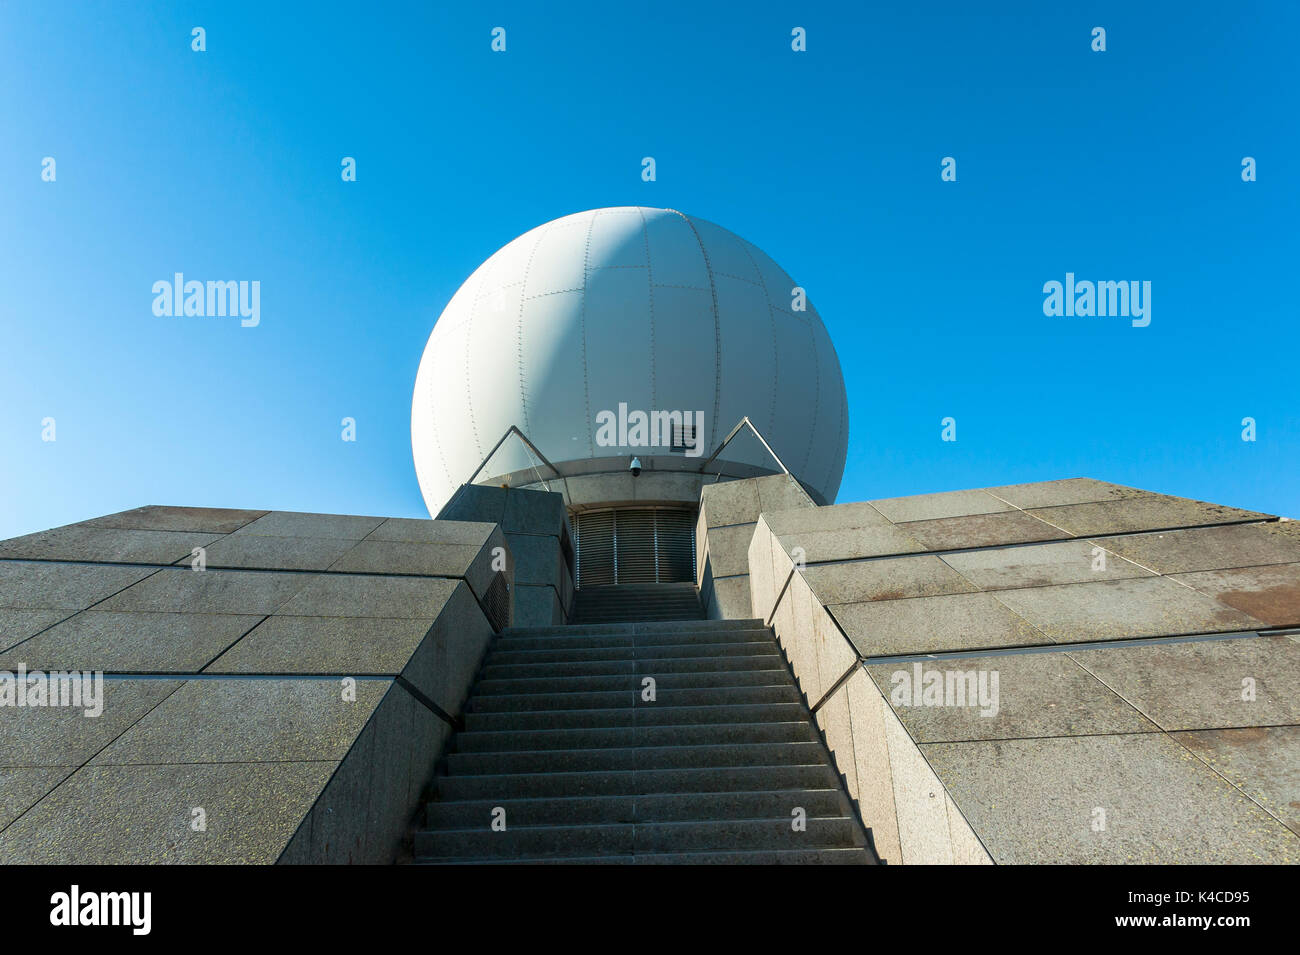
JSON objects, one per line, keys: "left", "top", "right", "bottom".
{"left": 698, "top": 416, "right": 790, "bottom": 476}
{"left": 443, "top": 418, "right": 783, "bottom": 517}
{"left": 460, "top": 424, "right": 572, "bottom": 506}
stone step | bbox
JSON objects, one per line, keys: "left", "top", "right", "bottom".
{"left": 466, "top": 684, "right": 802, "bottom": 712}
{"left": 501, "top": 618, "right": 764, "bottom": 638}
{"left": 484, "top": 641, "right": 779, "bottom": 666}
{"left": 572, "top": 599, "right": 701, "bottom": 609}
{"left": 425, "top": 788, "right": 847, "bottom": 828}
{"left": 433, "top": 763, "right": 840, "bottom": 800}
{"left": 478, "top": 653, "right": 783, "bottom": 680}
{"left": 571, "top": 612, "right": 705, "bottom": 624}
{"left": 462, "top": 701, "right": 811, "bottom": 732}
{"left": 572, "top": 595, "right": 693, "bottom": 601}
{"left": 472, "top": 669, "right": 793, "bottom": 696}
{"left": 490, "top": 628, "right": 770, "bottom": 651}
{"left": 415, "top": 816, "right": 861, "bottom": 860}
{"left": 453, "top": 720, "right": 816, "bottom": 753}
{"left": 444, "top": 740, "right": 828, "bottom": 775}
{"left": 570, "top": 603, "right": 706, "bottom": 624}
{"left": 414, "top": 612, "right": 873, "bottom": 865}
{"left": 571, "top": 596, "right": 700, "bottom": 604}
{"left": 420, "top": 847, "right": 872, "bottom": 865}
{"left": 572, "top": 600, "right": 702, "bottom": 608}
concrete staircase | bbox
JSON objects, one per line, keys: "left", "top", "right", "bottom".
{"left": 570, "top": 583, "right": 704, "bottom": 624}
{"left": 414, "top": 618, "right": 876, "bottom": 864}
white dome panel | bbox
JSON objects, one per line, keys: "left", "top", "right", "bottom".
{"left": 809, "top": 318, "right": 848, "bottom": 497}
{"left": 478, "top": 224, "right": 541, "bottom": 291}
{"left": 586, "top": 209, "right": 650, "bottom": 269}
{"left": 648, "top": 284, "right": 718, "bottom": 424}
{"left": 744, "top": 239, "right": 800, "bottom": 310}
{"left": 689, "top": 217, "right": 763, "bottom": 285}
{"left": 642, "top": 211, "right": 710, "bottom": 290}
{"left": 584, "top": 267, "right": 655, "bottom": 441}
{"left": 518, "top": 290, "right": 588, "bottom": 433}
{"left": 712, "top": 273, "right": 777, "bottom": 433}
{"left": 772, "top": 317, "right": 821, "bottom": 475}
{"left": 466, "top": 280, "right": 525, "bottom": 461}
{"left": 524, "top": 225, "right": 589, "bottom": 297}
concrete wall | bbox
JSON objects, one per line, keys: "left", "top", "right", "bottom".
{"left": 437, "top": 485, "right": 574, "bottom": 626}
{"left": 749, "top": 478, "right": 1300, "bottom": 864}
{"left": 0, "top": 505, "right": 511, "bottom": 864}
{"left": 696, "top": 473, "right": 815, "bottom": 620}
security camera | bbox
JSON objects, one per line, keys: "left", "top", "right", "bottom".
{"left": 629, "top": 456, "right": 642, "bottom": 477}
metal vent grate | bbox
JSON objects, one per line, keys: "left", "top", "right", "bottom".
{"left": 669, "top": 423, "right": 696, "bottom": 453}
{"left": 654, "top": 508, "right": 696, "bottom": 583}
{"left": 574, "top": 510, "right": 616, "bottom": 587}
{"left": 482, "top": 572, "right": 511, "bottom": 632}
{"left": 573, "top": 506, "right": 696, "bottom": 587}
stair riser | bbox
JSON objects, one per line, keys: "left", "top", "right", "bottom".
{"left": 454, "top": 721, "right": 816, "bottom": 753}
{"left": 574, "top": 591, "right": 699, "bottom": 600}
{"left": 467, "top": 685, "right": 801, "bottom": 712}
{"left": 573, "top": 602, "right": 701, "bottom": 610}
{"left": 446, "top": 741, "right": 827, "bottom": 775}
{"left": 572, "top": 601, "right": 700, "bottom": 608}
{"left": 491, "top": 629, "right": 770, "bottom": 651}
{"left": 574, "top": 596, "right": 701, "bottom": 604}
{"left": 503, "top": 619, "right": 763, "bottom": 637}
{"left": 425, "top": 790, "right": 846, "bottom": 828}
{"left": 415, "top": 818, "right": 860, "bottom": 859}
{"left": 485, "top": 642, "right": 780, "bottom": 665}
{"left": 463, "top": 702, "right": 810, "bottom": 731}
{"left": 418, "top": 848, "right": 870, "bottom": 865}
{"left": 619, "top": 849, "right": 871, "bottom": 864}
{"left": 572, "top": 602, "right": 699, "bottom": 608}
{"left": 571, "top": 609, "right": 701, "bottom": 616}
{"left": 479, "top": 655, "right": 783, "bottom": 680}
{"left": 473, "top": 670, "right": 792, "bottom": 695}
{"left": 575, "top": 596, "right": 701, "bottom": 605}
{"left": 574, "top": 621, "right": 707, "bottom": 628}
{"left": 572, "top": 607, "right": 702, "bottom": 615}
{"left": 434, "top": 764, "right": 840, "bottom": 800}
{"left": 574, "top": 585, "right": 700, "bottom": 594}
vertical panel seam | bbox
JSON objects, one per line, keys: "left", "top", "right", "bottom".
{"left": 668, "top": 209, "right": 722, "bottom": 447}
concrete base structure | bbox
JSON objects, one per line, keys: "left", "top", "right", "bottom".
{"left": 0, "top": 505, "right": 512, "bottom": 863}
{"left": 696, "top": 474, "right": 816, "bottom": 620}
{"left": 437, "top": 485, "right": 574, "bottom": 627}
{"left": 4, "top": 475, "right": 1297, "bottom": 864}
{"left": 745, "top": 478, "right": 1300, "bottom": 863}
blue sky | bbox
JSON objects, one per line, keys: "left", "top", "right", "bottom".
{"left": 1, "top": 0, "right": 1296, "bottom": 540}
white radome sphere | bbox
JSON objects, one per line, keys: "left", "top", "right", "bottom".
{"left": 412, "top": 207, "right": 848, "bottom": 515}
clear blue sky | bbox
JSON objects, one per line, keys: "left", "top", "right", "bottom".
{"left": 2, "top": 0, "right": 1296, "bottom": 540}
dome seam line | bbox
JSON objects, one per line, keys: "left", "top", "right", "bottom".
{"left": 463, "top": 259, "right": 489, "bottom": 460}
{"left": 802, "top": 322, "right": 821, "bottom": 481}
{"left": 516, "top": 222, "right": 551, "bottom": 441}
{"left": 668, "top": 209, "right": 723, "bottom": 448}
{"left": 736, "top": 238, "right": 782, "bottom": 454}
{"left": 638, "top": 206, "right": 657, "bottom": 415}
{"left": 581, "top": 211, "right": 596, "bottom": 460}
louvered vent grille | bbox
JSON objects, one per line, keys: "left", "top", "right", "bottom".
{"left": 654, "top": 509, "right": 697, "bottom": 583}
{"left": 573, "top": 506, "right": 697, "bottom": 587}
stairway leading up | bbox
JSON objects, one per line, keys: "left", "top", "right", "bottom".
{"left": 414, "top": 615, "right": 877, "bottom": 864}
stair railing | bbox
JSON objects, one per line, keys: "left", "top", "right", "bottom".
{"left": 446, "top": 424, "right": 573, "bottom": 511}
{"left": 697, "top": 416, "right": 791, "bottom": 478}
{"left": 444, "top": 417, "right": 787, "bottom": 514}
